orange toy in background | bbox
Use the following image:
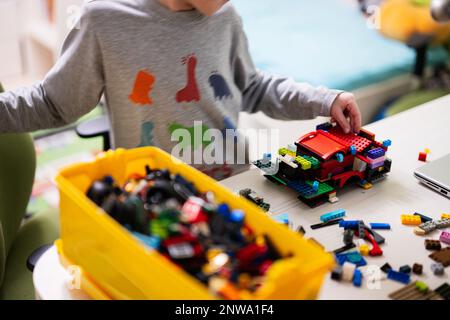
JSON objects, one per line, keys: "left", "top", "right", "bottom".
{"left": 380, "top": 0, "right": 450, "bottom": 44}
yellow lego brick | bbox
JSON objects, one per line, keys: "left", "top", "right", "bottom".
{"left": 362, "top": 182, "right": 373, "bottom": 190}
{"left": 278, "top": 148, "right": 295, "bottom": 157}
{"left": 442, "top": 213, "right": 450, "bottom": 220}
{"left": 401, "top": 214, "right": 421, "bottom": 226}
{"left": 359, "top": 244, "right": 369, "bottom": 256}
{"left": 294, "top": 156, "right": 312, "bottom": 170}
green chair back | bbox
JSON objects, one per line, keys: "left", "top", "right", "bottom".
{"left": 0, "top": 84, "right": 37, "bottom": 286}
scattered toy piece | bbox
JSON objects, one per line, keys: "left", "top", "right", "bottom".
{"left": 429, "top": 248, "right": 450, "bottom": 267}
{"left": 401, "top": 214, "right": 422, "bottom": 226}
{"left": 414, "top": 218, "right": 450, "bottom": 235}
{"left": 414, "top": 212, "right": 433, "bottom": 223}
{"left": 369, "top": 223, "right": 391, "bottom": 230}
{"left": 359, "top": 244, "right": 370, "bottom": 256}
{"left": 343, "top": 229, "right": 354, "bottom": 246}
{"left": 431, "top": 263, "right": 445, "bottom": 276}
{"left": 440, "top": 231, "right": 450, "bottom": 245}
{"left": 388, "top": 281, "right": 442, "bottom": 300}
{"left": 418, "top": 151, "right": 427, "bottom": 162}
{"left": 413, "top": 263, "right": 423, "bottom": 275}
{"left": 381, "top": 263, "right": 393, "bottom": 274}
{"left": 342, "top": 262, "right": 356, "bottom": 281}
{"left": 333, "top": 243, "right": 356, "bottom": 254}
{"left": 353, "top": 269, "right": 362, "bottom": 287}
{"left": 434, "top": 283, "right": 450, "bottom": 300}
{"left": 336, "top": 251, "right": 367, "bottom": 267}
{"left": 331, "top": 266, "right": 343, "bottom": 281}
{"left": 310, "top": 218, "right": 343, "bottom": 230}
{"left": 425, "top": 239, "right": 442, "bottom": 251}
{"left": 239, "top": 188, "right": 271, "bottom": 212}
{"left": 387, "top": 269, "right": 411, "bottom": 284}
{"left": 320, "top": 209, "right": 346, "bottom": 222}
{"left": 399, "top": 265, "right": 412, "bottom": 274}
{"left": 442, "top": 213, "right": 450, "bottom": 220}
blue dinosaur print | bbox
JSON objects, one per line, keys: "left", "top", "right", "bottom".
{"left": 209, "top": 72, "right": 233, "bottom": 100}
{"left": 139, "top": 121, "right": 155, "bottom": 147}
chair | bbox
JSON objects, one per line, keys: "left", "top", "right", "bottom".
{"left": 0, "top": 83, "right": 59, "bottom": 300}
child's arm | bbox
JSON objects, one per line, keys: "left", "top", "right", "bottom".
{"left": 0, "top": 7, "right": 104, "bottom": 133}
{"left": 233, "top": 24, "right": 361, "bottom": 133}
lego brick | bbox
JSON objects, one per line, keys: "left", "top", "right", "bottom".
{"left": 327, "top": 127, "right": 372, "bottom": 153}
{"left": 353, "top": 269, "right": 362, "bottom": 287}
{"left": 359, "top": 244, "right": 369, "bottom": 256}
{"left": 294, "top": 156, "right": 312, "bottom": 170}
{"left": 336, "top": 251, "right": 367, "bottom": 267}
{"left": 412, "top": 263, "right": 423, "bottom": 275}
{"left": 333, "top": 243, "right": 356, "bottom": 254}
{"left": 429, "top": 248, "right": 450, "bottom": 267}
{"left": 320, "top": 209, "right": 346, "bottom": 222}
{"left": 365, "top": 227, "right": 385, "bottom": 245}
{"left": 342, "top": 262, "right": 356, "bottom": 281}
{"left": 343, "top": 229, "right": 354, "bottom": 246}
{"left": 425, "top": 239, "right": 442, "bottom": 251}
{"left": 382, "top": 140, "right": 392, "bottom": 147}
{"left": 418, "top": 152, "right": 427, "bottom": 162}
{"left": 301, "top": 155, "right": 320, "bottom": 169}
{"left": 431, "top": 263, "right": 445, "bottom": 276}
{"left": 367, "top": 147, "right": 386, "bottom": 160}
{"left": 401, "top": 214, "right": 422, "bottom": 226}
{"left": 369, "top": 223, "right": 391, "bottom": 230}
{"left": 399, "top": 265, "right": 412, "bottom": 274}
{"left": 442, "top": 213, "right": 450, "bottom": 220}
{"left": 278, "top": 147, "right": 295, "bottom": 157}
{"left": 296, "top": 131, "right": 348, "bottom": 160}
{"left": 330, "top": 266, "right": 343, "bottom": 281}
{"left": 316, "top": 122, "right": 333, "bottom": 131}
{"left": 339, "top": 220, "right": 360, "bottom": 230}
{"left": 414, "top": 212, "right": 433, "bottom": 223}
{"left": 434, "top": 283, "right": 450, "bottom": 300}
{"left": 381, "top": 263, "right": 393, "bottom": 274}
{"left": 440, "top": 231, "right": 450, "bottom": 245}
{"left": 310, "top": 218, "right": 343, "bottom": 230}
{"left": 387, "top": 270, "right": 411, "bottom": 284}
{"left": 349, "top": 145, "right": 357, "bottom": 155}
{"left": 389, "top": 281, "right": 442, "bottom": 300}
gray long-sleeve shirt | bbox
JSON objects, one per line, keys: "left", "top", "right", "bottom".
{"left": 0, "top": 0, "right": 340, "bottom": 178}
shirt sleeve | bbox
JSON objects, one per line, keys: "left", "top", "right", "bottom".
{"left": 232, "top": 21, "right": 342, "bottom": 121}
{"left": 0, "top": 5, "right": 104, "bottom": 133}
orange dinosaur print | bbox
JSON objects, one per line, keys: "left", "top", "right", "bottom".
{"left": 176, "top": 54, "right": 200, "bottom": 103}
{"left": 129, "top": 70, "right": 156, "bottom": 105}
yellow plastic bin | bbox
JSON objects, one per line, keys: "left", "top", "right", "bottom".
{"left": 55, "top": 147, "right": 334, "bottom": 300}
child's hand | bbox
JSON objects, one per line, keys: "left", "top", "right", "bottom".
{"left": 330, "top": 92, "right": 361, "bottom": 134}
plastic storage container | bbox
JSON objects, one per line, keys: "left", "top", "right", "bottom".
{"left": 55, "top": 147, "right": 334, "bottom": 300}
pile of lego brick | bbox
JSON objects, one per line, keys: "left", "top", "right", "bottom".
{"left": 86, "top": 166, "right": 286, "bottom": 299}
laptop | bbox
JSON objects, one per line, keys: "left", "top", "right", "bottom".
{"left": 414, "top": 153, "right": 450, "bottom": 198}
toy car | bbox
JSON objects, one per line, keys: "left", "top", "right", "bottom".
{"left": 253, "top": 122, "right": 392, "bottom": 207}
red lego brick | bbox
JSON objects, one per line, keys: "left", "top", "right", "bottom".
{"left": 331, "top": 170, "right": 365, "bottom": 188}
{"left": 326, "top": 127, "right": 372, "bottom": 153}
{"left": 418, "top": 152, "right": 427, "bottom": 162}
{"left": 296, "top": 131, "right": 347, "bottom": 160}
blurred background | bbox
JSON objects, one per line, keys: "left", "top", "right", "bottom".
{"left": 0, "top": 0, "right": 449, "bottom": 213}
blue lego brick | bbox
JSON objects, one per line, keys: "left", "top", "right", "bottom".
{"left": 349, "top": 145, "right": 357, "bottom": 155}
{"left": 339, "top": 220, "right": 360, "bottom": 230}
{"left": 336, "top": 251, "right": 367, "bottom": 267}
{"left": 287, "top": 181, "right": 316, "bottom": 197}
{"left": 320, "top": 209, "right": 346, "bottom": 222}
{"left": 336, "top": 153, "right": 344, "bottom": 163}
{"left": 382, "top": 140, "right": 392, "bottom": 147}
{"left": 353, "top": 269, "right": 362, "bottom": 287}
{"left": 387, "top": 270, "right": 411, "bottom": 284}
{"left": 369, "top": 223, "right": 391, "bottom": 230}
{"left": 312, "top": 181, "right": 319, "bottom": 192}
{"left": 367, "top": 147, "right": 386, "bottom": 160}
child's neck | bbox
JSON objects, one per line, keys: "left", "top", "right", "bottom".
{"left": 158, "top": 0, "right": 195, "bottom": 12}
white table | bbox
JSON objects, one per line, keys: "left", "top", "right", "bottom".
{"left": 34, "top": 95, "right": 450, "bottom": 299}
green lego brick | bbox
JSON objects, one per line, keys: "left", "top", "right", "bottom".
{"left": 302, "top": 155, "right": 320, "bottom": 169}
{"left": 303, "top": 180, "right": 334, "bottom": 199}
{"left": 278, "top": 147, "right": 295, "bottom": 157}
{"left": 294, "top": 156, "right": 312, "bottom": 170}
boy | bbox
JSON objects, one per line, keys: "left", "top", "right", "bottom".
{"left": 0, "top": 0, "right": 361, "bottom": 179}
